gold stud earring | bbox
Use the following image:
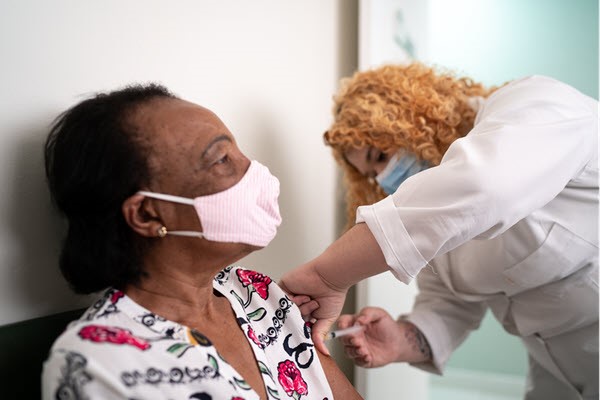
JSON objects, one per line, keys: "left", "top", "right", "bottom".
{"left": 157, "top": 226, "right": 167, "bottom": 238}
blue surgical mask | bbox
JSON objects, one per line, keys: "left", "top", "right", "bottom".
{"left": 375, "top": 152, "right": 429, "bottom": 195}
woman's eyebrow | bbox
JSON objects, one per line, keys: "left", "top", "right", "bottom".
{"left": 201, "top": 134, "right": 232, "bottom": 159}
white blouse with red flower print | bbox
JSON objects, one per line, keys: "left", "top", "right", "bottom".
{"left": 42, "top": 266, "right": 333, "bottom": 400}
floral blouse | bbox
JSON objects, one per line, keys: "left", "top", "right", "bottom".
{"left": 42, "top": 266, "right": 333, "bottom": 399}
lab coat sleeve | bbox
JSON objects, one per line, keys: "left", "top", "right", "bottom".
{"left": 356, "top": 76, "right": 598, "bottom": 283}
{"left": 403, "top": 267, "right": 487, "bottom": 374}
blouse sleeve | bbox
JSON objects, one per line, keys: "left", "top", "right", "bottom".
{"left": 42, "top": 348, "right": 127, "bottom": 399}
{"left": 357, "top": 76, "right": 598, "bottom": 283}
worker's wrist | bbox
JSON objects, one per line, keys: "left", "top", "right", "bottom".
{"left": 315, "top": 223, "right": 389, "bottom": 290}
{"left": 311, "top": 257, "right": 353, "bottom": 292}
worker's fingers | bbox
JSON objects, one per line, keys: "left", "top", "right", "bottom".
{"left": 344, "top": 344, "right": 372, "bottom": 367}
{"left": 344, "top": 344, "right": 368, "bottom": 358}
{"left": 284, "top": 293, "right": 319, "bottom": 320}
{"left": 353, "top": 355, "right": 372, "bottom": 367}
{"left": 338, "top": 314, "right": 371, "bottom": 347}
{"left": 337, "top": 314, "right": 357, "bottom": 330}
{"left": 297, "top": 300, "right": 319, "bottom": 320}
{"left": 290, "top": 295, "right": 312, "bottom": 306}
{"left": 355, "top": 306, "right": 388, "bottom": 326}
{"left": 340, "top": 332, "right": 364, "bottom": 347}
{"left": 343, "top": 344, "right": 360, "bottom": 358}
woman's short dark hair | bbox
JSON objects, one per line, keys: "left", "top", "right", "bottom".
{"left": 44, "top": 83, "right": 175, "bottom": 294}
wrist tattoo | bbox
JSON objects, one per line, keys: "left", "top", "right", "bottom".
{"left": 404, "top": 323, "right": 432, "bottom": 361}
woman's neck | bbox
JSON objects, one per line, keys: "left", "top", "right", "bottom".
{"left": 125, "top": 271, "right": 224, "bottom": 327}
{"left": 123, "top": 247, "right": 242, "bottom": 326}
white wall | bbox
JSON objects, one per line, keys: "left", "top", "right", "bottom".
{"left": 0, "top": 0, "right": 356, "bottom": 326}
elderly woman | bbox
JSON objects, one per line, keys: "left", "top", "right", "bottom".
{"left": 42, "top": 84, "right": 361, "bottom": 399}
{"left": 281, "top": 63, "right": 598, "bottom": 399}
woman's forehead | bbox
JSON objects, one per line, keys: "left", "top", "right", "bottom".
{"left": 135, "top": 98, "right": 233, "bottom": 147}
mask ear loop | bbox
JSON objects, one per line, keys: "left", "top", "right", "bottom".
{"left": 140, "top": 191, "right": 205, "bottom": 239}
{"left": 167, "top": 230, "right": 204, "bottom": 238}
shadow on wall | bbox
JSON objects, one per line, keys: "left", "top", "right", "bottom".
{"left": 3, "top": 119, "right": 91, "bottom": 326}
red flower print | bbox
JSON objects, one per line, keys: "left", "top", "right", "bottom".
{"left": 78, "top": 325, "right": 150, "bottom": 350}
{"left": 236, "top": 269, "right": 272, "bottom": 300}
{"left": 110, "top": 290, "right": 124, "bottom": 304}
{"left": 247, "top": 326, "right": 264, "bottom": 349}
{"left": 277, "top": 360, "right": 308, "bottom": 398}
{"left": 231, "top": 397, "right": 245, "bottom": 400}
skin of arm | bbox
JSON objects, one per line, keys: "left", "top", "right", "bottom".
{"left": 314, "top": 223, "right": 390, "bottom": 289}
{"left": 316, "top": 348, "right": 364, "bottom": 399}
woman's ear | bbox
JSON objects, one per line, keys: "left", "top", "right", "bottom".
{"left": 122, "top": 193, "right": 162, "bottom": 238}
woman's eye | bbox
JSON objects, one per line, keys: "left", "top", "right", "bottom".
{"left": 215, "top": 155, "right": 229, "bottom": 164}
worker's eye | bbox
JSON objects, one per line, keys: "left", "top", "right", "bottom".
{"left": 377, "top": 152, "right": 388, "bottom": 163}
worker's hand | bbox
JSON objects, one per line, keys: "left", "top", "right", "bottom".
{"left": 337, "top": 307, "right": 404, "bottom": 368}
{"left": 279, "top": 262, "right": 348, "bottom": 356}
{"left": 337, "top": 307, "right": 431, "bottom": 368}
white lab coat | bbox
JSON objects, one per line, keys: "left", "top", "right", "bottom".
{"left": 356, "top": 76, "right": 598, "bottom": 399}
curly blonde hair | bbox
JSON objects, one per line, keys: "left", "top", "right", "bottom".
{"left": 325, "top": 62, "right": 496, "bottom": 228}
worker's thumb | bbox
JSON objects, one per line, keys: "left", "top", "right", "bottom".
{"left": 311, "top": 318, "right": 335, "bottom": 356}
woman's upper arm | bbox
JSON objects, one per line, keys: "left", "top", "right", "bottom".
{"left": 316, "top": 348, "right": 364, "bottom": 399}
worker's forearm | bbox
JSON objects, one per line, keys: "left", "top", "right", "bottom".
{"left": 314, "top": 223, "right": 390, "bottom": 290}
{"left": 396, "top": 321, "right": 432, "bottom": 363}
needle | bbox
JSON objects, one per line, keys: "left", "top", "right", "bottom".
{"left": 324, "top": 325, "right": 365, "bottom": 341}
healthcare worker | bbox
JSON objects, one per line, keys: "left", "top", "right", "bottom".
{"left": 280, "top": 63, "right": 598, "bottom": 400}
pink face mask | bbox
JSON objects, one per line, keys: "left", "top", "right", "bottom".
{"left": 138, "top": 160, "right": 282, "bottom": 247}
